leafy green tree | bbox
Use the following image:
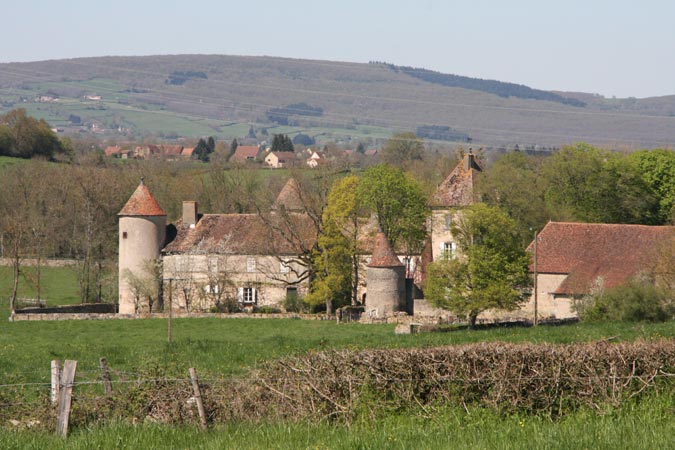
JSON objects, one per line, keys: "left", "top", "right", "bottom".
{"left": 193, "top": 138, "right": 214, "bottom": 162}
{"left": 477, "top": 151, "right": 549, "bottom": 244}
{"left": 0, "top": 108, "right": 64, "bottom": 160}
{"left": 381, "top": 132, "right": 423, "bottom": 167}
{"left": 357, "top": 164, "right": 428, "bottom": 257}
{"left": 425, "top": 203, "right": 531, "bottom": 328}
{"left": 541, "top": 143, "right": 658, "bottom": 224}
{"left": 629, "top": 149, "right": 675, "bottom": 223}
{"left": 308, "top": 176, "right": 364, "bottom": 309}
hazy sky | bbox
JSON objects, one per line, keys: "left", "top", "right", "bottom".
{"left": 3, "top": 0, "right": 674, "bottom": 98}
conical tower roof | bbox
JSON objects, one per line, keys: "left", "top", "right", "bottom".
{"left": 118, "top": 179, "right": 166, "bottom": 216}
{"left": 274, "top": 178, "right": 304, "bottom": 211}
{"left": 368, "top": 232, "right": 404, "bottom": 267}
{"left": 431, "top": 152, "right": 482, "bottom": 208}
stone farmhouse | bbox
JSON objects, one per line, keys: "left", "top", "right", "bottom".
{"left": 525, "top": 222, "right": 675, "bottom": 319}
{"left": 117, "top": 153, "right": 485, "bottom": 316}
{"left": 118, "top": 151, "right": 671, "bottom": 321}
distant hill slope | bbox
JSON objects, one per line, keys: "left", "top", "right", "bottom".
{"left": 379, "top": 63, "right": 586, "bottom": 107}
{"left": 0, "top": 55, "right": 674, "bottom": 148}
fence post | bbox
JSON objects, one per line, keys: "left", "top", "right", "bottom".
{"left": 189, "top": 367, "right": 208, "bottom": 430}
{"left": 51, "top": 360, "right": 61, "bottom": 405}
{"left": 99, "top": 357, "right": 112, "bottom": 395}
{"left": 56, "top": 359, "right": 77, "bottom": 437}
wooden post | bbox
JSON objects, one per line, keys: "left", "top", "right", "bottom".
{"left": 533, "top": 229, "right": 539, "bottom": 326}
{"left": 51, "top": 360, "right": 61, "bottom": 405}
{"left": 168, "top": 278, "right": 173, "bottom": 344}
{"left": 189, "top": 367, "right": 207, "bottom": 430}
{"left": 56, "top": 360, "right": 77, "bottom": 437}
{"left": 99, "top": 357, "right": 112, "bottom": 395}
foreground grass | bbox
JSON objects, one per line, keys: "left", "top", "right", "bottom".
{"left": 2, "top": 317, "right": 675, "bottom": 383}
{"left": 3, "top": 398, "right": 675, "bottom": 450}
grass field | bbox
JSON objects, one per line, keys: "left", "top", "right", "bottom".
{"left": 0, "top": 265, "right": 80, "bottom": 314}
{"left": 2, "top": 315, "right": 675, "bottom": 447}
{"left": 3, "top": 398, "right": 675, "bottom": 450}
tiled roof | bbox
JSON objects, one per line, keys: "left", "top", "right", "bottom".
{"left": 163, "top": 213, "right": 317, "bottom": 255}
{"left": 181, "top": 147, "right": 194, "bottom": 156}
{"left": 368, "top": 232, "right": 404, "bottom": 267}
{"left": 231, "top": 146, "right": 259, "bottom": 161}
{"left": 119, "top": 181, "right": 167, "bottom": 216}
{"left": 528, "top": 222, "right": 675, "bottom": 295}
{"left": 430, "top": 153, "right": 482, "bottom": 208}
{"left": 269, "top": 151, "right": 296, "bottom": 162}
{"left": 274, "top": 178, "right": 304, "bottom": 211}
{"left": 104, "top": 146, "right": 121, "bottom": 157}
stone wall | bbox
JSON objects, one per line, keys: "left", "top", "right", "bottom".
{"left": 10, "top": 312, "right": 331, "bottom": 321}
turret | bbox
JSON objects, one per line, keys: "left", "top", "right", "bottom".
{"left": 118, "top": 179, "right": 166, "bottom": 314}
{"left": 366, "top": 232, "right": 406, "bottom": 317}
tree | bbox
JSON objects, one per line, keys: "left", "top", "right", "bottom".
{"left": 477, "top": 151, "right": 549, "bottom": 244}
{"left": 0, "top": 108, "right": 64, "bottom": 160}
{"left": 540, "top": 143, "right": 659, "bottom": 224}
{"left": 271, "top": 134, "right": 294, "bottom": 152}
{"left": 425, "top": 203, "right": 531, "bottom": 328}
{"left": 381, "top": 132, "right": 424, "bottom": 167}
{"left": 357, "top": 164, "right": 428, "bottom": 259}
{"left": 193, "top": 138, "right": 214, "bottom": 162}
{"left": 629, "top": 149, "right": 675, "bottom": 223}
{"left": 308, "top": 176, "right": 364, "bottom": 310}
{"left": 229, "top": 138, "right": 238, "bottom": 160}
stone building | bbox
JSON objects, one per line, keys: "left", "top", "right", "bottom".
{"left": 118, "top": 180, "right": 167, "bottom": 314}
{"left": 364, "top": 232, "right": 407, "bottom": 317}
{"left": 526, "top": 221, "right": 675, "bottom": 319}
{"left": 428, "top": 152, "right": 482, "bottom": 262}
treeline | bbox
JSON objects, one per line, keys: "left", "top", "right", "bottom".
{"left": 478, "top": 144, "right": 675, "bottom": 243}
{"left": 266, "top": 103, "right": 324, "bottom": 126}
{"left": 165, "top": 71, "right": 208, "bottom": 85}
{"left": 378, "top": 63, "right": 586, "bottom": 107}
{"left": 416, "top": 125, "right": 470, "bottom": 142}
{"left": 0, "top": 109, "right": 69, "bottom": 160}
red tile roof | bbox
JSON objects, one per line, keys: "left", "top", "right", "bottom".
{"left": 274, "top": 178, "right": 304, "bottom": 211}
{"left": 368, "top": 232, "right": 404, "bottom": 267}
{"left": 431, "top": 153, "right": 482, "bottom": 207}
{"left": 104, "top": 145, "right": 121, "bottom": 157}
{"left": 118, "top": 181, "right": 167, "bottom": 216}
{"left": 163, "top": 213, "right": 317, "bottom": 255}
{"left": 528, "top": 222, "right": 675, "bottom": 295}
{"left": 231, "top": 146, "right": 259, "bottom": 161}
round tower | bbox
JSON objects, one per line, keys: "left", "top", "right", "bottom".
{"left": 118, "top": 179, "right": 166, "bottom": 314}
{"left": 366, "top": 232, "right": 406, "bottom": 317}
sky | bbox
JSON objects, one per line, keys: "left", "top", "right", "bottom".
{"left": 3, "top": 0, "right": 674, "bottom": 98}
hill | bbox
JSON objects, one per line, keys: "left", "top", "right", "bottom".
{"left": 0, "top": 55, "right": 674, "bottom": 148}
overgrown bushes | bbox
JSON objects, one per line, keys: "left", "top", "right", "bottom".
{"left": 575, "top": 280, "right": 675, "bottom": 322}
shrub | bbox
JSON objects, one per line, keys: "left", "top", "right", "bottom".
{"left": 580, "top": 280, "right": 674, "bottom": 323}
{"left": 253, "top": 305, "right": 282, "bottom": 314}
{"left": 283, "top": 294, "right": 308, "bottom": 313}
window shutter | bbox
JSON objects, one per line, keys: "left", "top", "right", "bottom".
{"left": 237, "top": 287, "right": 243, "bottom": 302}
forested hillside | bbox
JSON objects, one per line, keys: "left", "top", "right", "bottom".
{"left": 0, "top": 55, "right": 674, "bottom": 147}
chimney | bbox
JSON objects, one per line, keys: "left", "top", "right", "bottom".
{"left": 183, "top": 201, "right": 198, "bottom": 228}
{"left": 464, "top": 152, "right": 474, "bottom": 171}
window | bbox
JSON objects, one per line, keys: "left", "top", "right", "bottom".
{"left": 280, "top": 259, "right": 291, "bottom": 274}
{"left": 444, "top": 214, "right": 453, "bottom": 230}
{"left": 246, "top": 257, "right": 256, "bottom": 273}
{"left": 441, "top": 242, "right": 457, "bottom": 260}
{"left": 122, "top": 231, "right": 127, "bottom": 239}
{"left": 286, "top": 287, "right": 298, "bottom": 299}
{"left": 238, "top": 287, "right": 257, "bottom": 304}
